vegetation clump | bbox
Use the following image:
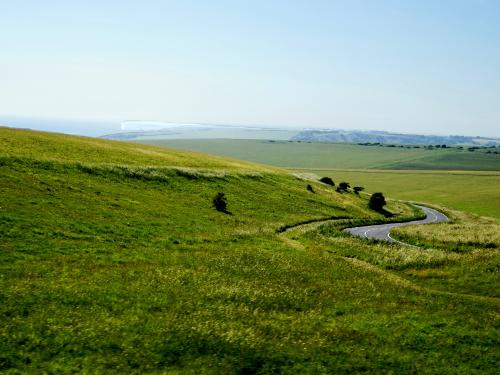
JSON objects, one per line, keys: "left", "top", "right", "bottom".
{"left": 368, "top": 192, "right": 386, "bottom": 211}
{"left": 336, "top": 182, "right": 350, "bottom": 193}
{"left": 319, "top": 176, "right": 335, "bottom": 186}
{"left": 212, "top": 192, "right": 229, "bottom": 213}
{"left": 353, "top": 186, "right": 364, "bottom": 195}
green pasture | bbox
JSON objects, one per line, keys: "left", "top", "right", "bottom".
{"left": 1, "top": 129, "right": 499, "bottom": 373}
{"left": 141, "top": 139, "right": 500, "bottom": 218}
{"left": 295, "top": 169, "right": 500, "bottom": 219}
{"left": 139, "top": 139, "right": 500, "bottom": 171}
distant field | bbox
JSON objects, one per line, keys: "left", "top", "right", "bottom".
{"left": 132, "top": 128, "right": 299, "bottom": 140}
{"left": 139, "top": 139, "right": 500, "bottom": 218}
{"left": 295, "top": 169, "right": 500, "bottom": 219}
{"left": 140, "top": 139, "right": 500, "bottom": 171}
{"left": 385, "top": 151, "right": 500, "bottom": 170}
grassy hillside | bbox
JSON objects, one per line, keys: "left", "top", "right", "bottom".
{"left": 391, "top": 206, "right": 500, "bottom": 297}
{"left": 1, "top": 129, "right": 499, "bottom": 373}
{"left": 139, "top": 139, "right": 500, "bottom": 218}
{"left": 1, "top": 127, "right": 275, "bottom": 171}
{"left": 138, "top": 139, "right": 500, "bottom": 171}
{"left": 294, "top": 169, "right": 500, "bottom": 219}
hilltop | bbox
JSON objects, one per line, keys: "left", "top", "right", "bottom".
{"left": 1, "top": 128, "right": 498, "bottom": 373}
{"left": 0, "top": 127, "right": 276, "bottom": 171}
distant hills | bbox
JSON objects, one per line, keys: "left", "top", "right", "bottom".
{"left": 102, "top": 122, "right": 500, "bottom": 146}
{"left": 2, "top": 116, "right": 498, "bottom": 145}
{"left": 101, "top": 122, "right": 298, "bottom": 141}
{"left": 292, "top": 129, "right": 500, "bottom": 146}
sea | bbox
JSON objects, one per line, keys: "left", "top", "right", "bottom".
{"left": 0, "top": 116, "right": 122, "bottom": 137}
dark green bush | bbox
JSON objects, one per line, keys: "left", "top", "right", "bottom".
{"left": 336, "top": 182, "right": 350, "bottom": 193}
{"left": 368, "top": 192, "right": 386, "bottom": 211}
{"left": 319, "top": 177, "right": 335, "bottom": 186}
{"left": 353, "top": 186, "right": 364, "bottom": 195}
{"left": 212, "top": 192, "right": 228, "bottom": 213}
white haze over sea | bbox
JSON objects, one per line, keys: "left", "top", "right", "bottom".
{"left": 121, "top": 121, "right": 213, "bottom": 132}
{"left": 0, "top": 117, "right": 300, "bottom": 137}
{"left": 0, "top": 116, "right": 122, "bottom": 137}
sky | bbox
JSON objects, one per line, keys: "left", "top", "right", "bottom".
{"left": 1, "top": 0, "right": 499, "bottom": 136}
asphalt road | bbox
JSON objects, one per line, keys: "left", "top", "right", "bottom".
{"left": 344, "top": 205, "right": 448, "bottom": 244}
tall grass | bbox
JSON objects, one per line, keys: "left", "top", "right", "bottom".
{"left": 393, "top": 207, "right": 500, "bottom": 251}
{"left": 1, "top": 129, "right": 499, "bottom": 373}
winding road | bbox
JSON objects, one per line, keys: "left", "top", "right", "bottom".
{"left": 344, "top": 205, "right": 448, "bottom": 245}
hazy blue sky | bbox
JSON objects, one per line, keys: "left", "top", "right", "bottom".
{"left": 1, "top": 0, "right": 499, "bottom": 136}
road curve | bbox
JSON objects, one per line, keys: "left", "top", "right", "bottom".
{"left": 344, "top": 205, "right": 448, "bottom": 245}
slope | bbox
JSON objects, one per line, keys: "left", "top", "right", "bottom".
{"left": 0, "top": 128, "right": 498, "bottom": 374}
{"left": 137, "top": 138, "right": 500, "bottom": 171}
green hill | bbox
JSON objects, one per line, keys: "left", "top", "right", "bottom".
{"left": 138, "top": 139, "right": 500, "bottom": 218}
{"left": 1, "top": 128, "right": 498, "bottom": 373}
{"left": 0, "top": 127, "right": 277, "bottom": 171}
{"left": 137, "top": 138, "right": 500, "bottom": 171}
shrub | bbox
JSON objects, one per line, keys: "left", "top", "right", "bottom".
{"left": 353, "top": 186, "right": 364, "bottom": 195}
{"left": 212, "top": 192, "right": 228, "bottom": 213}
{"left": 336, "top": 182, "right": 350, "bottom": 193}
{"left": 369, "top": 192, "right": 386, "bottom": 211}
{"left": 319, "top": 177, "right": 335, "bottom": 186}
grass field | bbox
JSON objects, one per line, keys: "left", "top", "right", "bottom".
{"left": 385, "top": 151, "right": 500, "bottom": 170}
{"left": 1, "top": 128, "right": 275, "bottom": 171}
{"left": 391, "top": 206, "right": 500, "bottom": 298}
{"left": 1, "top": 128, "right": 499, "bottom": 373}
{"left": 139, "top": 139, "right": 500, "bottom": 218}
{"left": 140, "top": 139, "right": 500, "bottom": 171}
{"left": 293, "top": 169, "right": 500, "bottom": 219}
